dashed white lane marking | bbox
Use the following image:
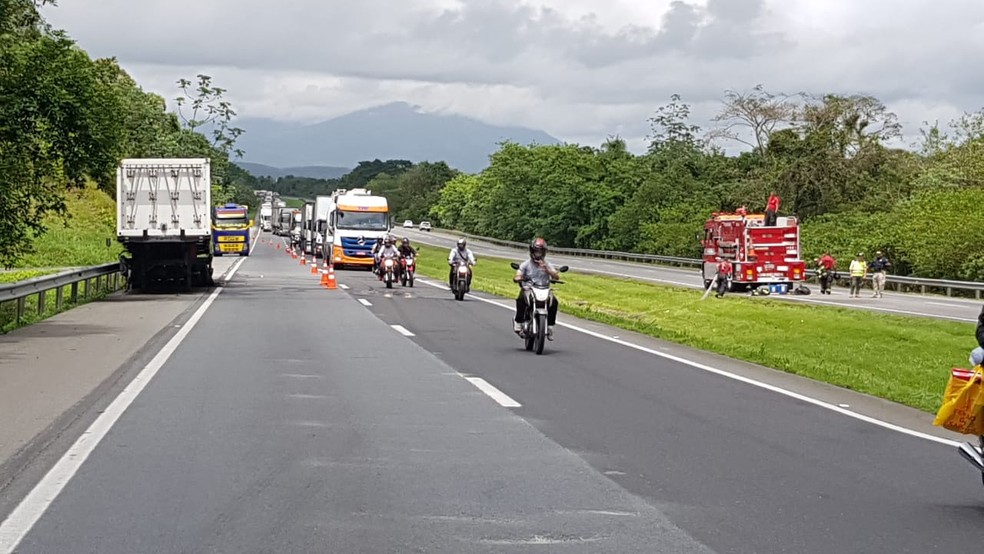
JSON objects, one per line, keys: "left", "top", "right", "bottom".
{"left": 339, "top": 284, "right": 350, "bottom": 290}
{"left": 391, "top": 324, "right": 415, "bottom": 337}
{"left": 358, "top": 298, "right": 372, "bottom": 307}
{"left": 466, "top": 377, "right": 522, "bottom": 408}
{"left": 415, "top": 278, "right": 961, "bottom": 448}
{"left": 0, "top": 258, "right": 249, "bottom": 553}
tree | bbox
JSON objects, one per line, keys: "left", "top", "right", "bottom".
{"left": 0, "top": 13, "right": 128, "bottom": 265}
{"left": 647, "top": 94, "right": 704, "bottom": 151}
{"left": 708, "top": 84, "right": 799, "bottom": 156}
{"left": 174, "top": 73, "right": 245, "bottom": 159}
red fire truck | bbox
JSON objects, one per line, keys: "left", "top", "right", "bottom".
{"left": 700, "top": 211, "right": 806, "bottom": 293}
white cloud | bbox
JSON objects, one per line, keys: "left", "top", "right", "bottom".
{"left": 39, "top": 0, "right": 984, "bottom": 155}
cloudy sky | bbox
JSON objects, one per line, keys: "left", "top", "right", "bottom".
{"left": 42, "top": 0, "right": 984, "bottom": 153}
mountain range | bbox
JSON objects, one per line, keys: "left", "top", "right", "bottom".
{"left": 233, "top": 102, "right": 562, "bottom": 177}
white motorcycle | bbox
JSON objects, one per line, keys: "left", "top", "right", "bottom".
{"left": 510, "top": 262, "right": 569, "bottom": 355}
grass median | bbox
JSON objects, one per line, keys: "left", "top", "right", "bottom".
{"left": 410, "top": 243, "right": 970, "bottom": 414}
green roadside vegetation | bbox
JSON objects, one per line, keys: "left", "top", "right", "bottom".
{"left": 283, "top": 197, "right": 307, "bottom": 209}
{"left": 411, "top": 243, "right": 968, "bottom": 414}
{"left": 0, "top": 183, "right": 122, "bottom": 333}
{"left": 13, "top": 182, "right": 123, "bottom": 268}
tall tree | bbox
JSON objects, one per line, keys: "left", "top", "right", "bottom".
{"left": 708, "top": 84, "right": 799, "bottom": 156}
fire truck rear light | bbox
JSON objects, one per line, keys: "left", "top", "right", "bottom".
{"left": 778, "top": 265, "right": 789, "bottom": 271}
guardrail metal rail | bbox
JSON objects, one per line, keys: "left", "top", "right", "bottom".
{"left": 424, "top": 227, "right": 984, "bottom": 299}
{"left": 0, "top": 263, "right": 123, "bottom": 327}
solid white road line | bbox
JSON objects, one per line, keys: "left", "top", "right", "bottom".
{"left": 391, "top": 324, "right": 415, "bottom": 337}
{"left": 466, "top": 377, "right": 522, "bottom": 408}
{"left": 358, "top": 298, "right": 372, "bottom": 307}
{"left": 783, "top": 296, "right": 975, "bottom": 322}
{"left": 0, "top": 257, "right": 248, "bottom": 554}
{"left": 415, "top": 278, "right": 962, "bottom": 448}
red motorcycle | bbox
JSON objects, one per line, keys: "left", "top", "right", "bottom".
{"left": 400, "top": 255, "right": 415, "bottom": 287}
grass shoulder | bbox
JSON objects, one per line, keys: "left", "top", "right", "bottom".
{"left": 14, "top": 182, "right": 123, "bottom": 269}
{"left": 411, "top": 244, "right": 967, "bottom": 414}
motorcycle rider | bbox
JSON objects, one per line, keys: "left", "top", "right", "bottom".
{"left": 398, "top": 237, "right": 418, "bottom": 280}
{"left": 377, "top": 235, "right": 401, "bottom": 281}
{"left": 448, "top": 238, "right": 476, "bottom": 288}
{"left": 513, "top": 237, "right": 560, "bottom": 340}
{"left": 371, "top": 237, "right": 385, "bottom": 274}
{"left": 398, "top": 237, "right": 417, "bottom": 258}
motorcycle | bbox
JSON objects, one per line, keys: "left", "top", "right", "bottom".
{"left": 380, "top": 256, "right": 398, "bottom": 289}
{"left": 451, "top": 261, "right": 472, "bottom": 300}
{"left": 400, "top": 255, "right": 415, "bottom": 287}
{"left": 510, "top": 261, "right": 569, "bottom": 355}
{"left": 958, "top": 435, "right": 984, "bottom": 488}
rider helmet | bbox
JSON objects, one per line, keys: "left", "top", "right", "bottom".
{"left": 530, "top": 237, "right": 547, "bottom": 261}
{"left": 457, "top": 238, "right": 467, "bottom": 251}
{"left": 401, "top": 236, "right": 410, "bottom": 245}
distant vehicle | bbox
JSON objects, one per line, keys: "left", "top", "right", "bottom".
{"left": 700, "top": 210, "right": 805, "bottom": 294}
{"left": 403, "top": 219, "right": 413, "bottom": 228}
{"left": 259, "top": 203, "right": 273, "bottom": 232}
{"left": 419, "top": 221, "right": 431, "bottom": 231}
{"left": 213, "top": 203, "right": 252, "bottom": 258}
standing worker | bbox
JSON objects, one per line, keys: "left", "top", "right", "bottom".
{"left": 868, "top": 250, "right": 891, "bottom": 298}
{"left": 765, "top": 192, "right": 781, "bottom": 226}
{"left": 849, "top": 253, "right": 866, "bottom": 298}
{"left": 714, "top": 257, "right": 733, "bottom": 298}
{"left": 818, "top": 251, "right": 837, "bottom": 295}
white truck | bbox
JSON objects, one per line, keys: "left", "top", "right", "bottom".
{"left": 313, "top": 195, "right": 333, "bottom": 258}
{"left": 300, "top": 201, "right": 315, "bottom": 255}
{"left": 326, "top": 188, "right": 391, "bottom": 269}
{"left": 259, "top": 203, "right": 273, "bottom": 232}
{"left": 116, "top": 158, "right": 214, "bottom": 291}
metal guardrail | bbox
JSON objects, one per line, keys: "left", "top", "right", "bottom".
{"left": 0, "top": 263, "right": 123, "bottom": 327}
{"left": 423, "top": 227, "right": 984, "bottom": 299}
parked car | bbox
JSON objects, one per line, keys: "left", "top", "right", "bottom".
{"left": 419, "top": 221, "right": 431, "bottom": 231}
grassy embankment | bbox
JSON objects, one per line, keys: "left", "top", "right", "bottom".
{"left": 411, "top": 243, "right": 968, "bottom": 414}
{"left": 1, "top": 183, "right": 123, "bottom": 333}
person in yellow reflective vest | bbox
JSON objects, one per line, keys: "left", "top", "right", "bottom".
{"left": 849, "top": 253, "right": 866, "bottom": 298}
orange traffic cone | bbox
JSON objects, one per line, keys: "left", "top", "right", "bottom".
{"left": 311, "top": 261, "right": 318, "bottom": 274}
{"left": 323, "top": 265, "right": 337, "bottom": 289}
{"left": 277, "top": 243, "right": 281, "bottom": 249}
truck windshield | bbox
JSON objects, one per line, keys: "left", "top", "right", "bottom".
{"left": 336, "top": 210, "right": 388, "bottom": 231}
{"left": 214, "top": 211, "right": 249, "bottom": 228}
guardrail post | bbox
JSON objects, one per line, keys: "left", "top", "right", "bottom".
{"left": 947, "top": 286, "right": 953, "bottom": 297}
{"left": 56, "top": 285, "right": 64, "bottom": 310}
{"left": 71, "top": 282, "right": 79, "bottom": 303}
{"left": 37, "top": 289, "right": 46, "bottom": 316}
{"left": 16, "top": 297, "right": 25, "bottom": 324}
{"left": 921, "top": 285, "right": 926, "bottom": 294}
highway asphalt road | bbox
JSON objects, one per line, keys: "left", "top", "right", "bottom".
{"left": 402, "top": 227, "right": 983, "bottom": 323}
{"left": 3, "top": 238, "right": 984, "bottom": 553}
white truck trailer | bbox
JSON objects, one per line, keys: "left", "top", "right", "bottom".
{"left": 116, "top": 158, "right": 214, "bottom": 291}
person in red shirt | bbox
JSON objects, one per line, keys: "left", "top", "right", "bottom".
{"left": 817, "top": 252, "right": 836, "bottom": 294}
{"left": 715, "top": 257, "right": 733, "bottom": 298}
{"left": 765, "top": 192, "right": 781, "bottom": 226}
